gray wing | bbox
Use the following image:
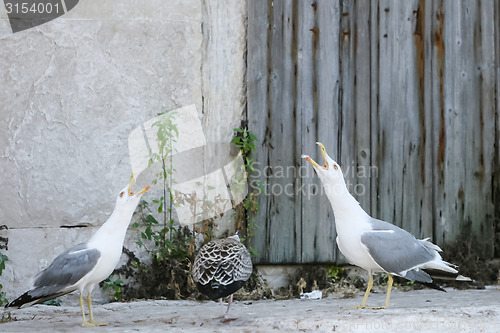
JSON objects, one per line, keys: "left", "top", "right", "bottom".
{"left": 7, "top": 242, "right": 101, "bottom": 308}
{"left": 361, "top": 219, "right": 435, "bottom": 282}
{"left": 33, "top": 242, "right": 101, "bottom": 293}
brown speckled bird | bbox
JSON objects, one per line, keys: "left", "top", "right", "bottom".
{"left": 192, "top": 233, "right": 252, "bottom": 316}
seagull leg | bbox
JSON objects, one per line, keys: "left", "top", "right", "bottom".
{"left": 381, "top": 274, "right": 393, "bottom": 309}
{"left": 365, "top": 274, "right": 393, "bottom": 310}
{"left": 79, "top": 294, "right": 92, "bottom": 327}
{"left": 87, "top": 293, "right": 107, "bottom": 326}
{"left": 350, "top": 274, "right": 374, "bottom": 309}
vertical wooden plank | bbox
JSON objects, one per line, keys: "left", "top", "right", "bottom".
{"left": 398, "top": 0, "right": 433, "bottom": 239}
{"left": 370, "top": 0, "right": 381, "bottom": 225}
{"left": 337, "top": 0, "right": 370, "bottom": 262}
{"left": 338, "top": 0, "right": 357, "bottom": 210}
{"left": 353, "top": 0, "right": 373, "bottom": 217}
{"left": 494, "top": 0, "right": 500, "bottom": 257}
{"left": 267, "top": 0, "right": 301, "bottom": 263}
{"left": 443, "top": 1, "right": 472, "bottom": 243}
{"left": 298, "top": 0, "right": 320, "bottom": 263}
{"left": 275, "top": 0, "right": 302, "bottom": 263}
{"left": 374, "top": 0, "right": 395, "bottom": 226}
{"left": 315, "top": 0, "right": 341, "bottom": 263}
{"left": 377, "top": 0, "right": 397, "bottom": 228}
{"left": 419, "top": 0, "right": 435, "bottom": 241}
{"left": 337, "top": 0, "right": 373, "bottom": 220}
{"left": 247, "top": 0, "right": 270, "bottom": 262}
{"left": 430, "top": 0, "right": 445, "bottom": 245}
{"left": 301, "top": 0, "right": 340, "bottom": 263}
{"left": 314, "top": 0, "right": 341, "bottom": 262}
{"left": 295, "top": 0, "right": 309, "bottom": 263}
{"left": 464, "top": 0, "right": 496, "bottom": 255}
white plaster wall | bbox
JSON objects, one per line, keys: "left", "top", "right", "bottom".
{"left": 200, "top": 0, "right": 248, "bottom": 235}
{"left": 0, "top": 0, "right": 247, "bottom": 303}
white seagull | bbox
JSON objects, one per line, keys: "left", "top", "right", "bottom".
{"left": 302, "top": 142, "right": 471, "bottom": 309}
{"left": 6, "top": 173, "right": 150, "bottom": 326}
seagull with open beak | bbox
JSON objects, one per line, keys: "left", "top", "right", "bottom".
{"left": 302, "top": 143, "right": 470, "bottom": 309}
{"left": 7, "top": 173, "right": 150, "bottom": 326}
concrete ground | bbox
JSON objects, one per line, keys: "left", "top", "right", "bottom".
{"left": 1, "top": 287, "right": 499, "bottom": 332}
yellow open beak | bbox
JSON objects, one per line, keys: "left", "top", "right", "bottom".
{"left": 304, "top": 155, "right": 320, "bottom": 168}
{"left": 128, "top": 173, "right": 151, "bottom": 196}
{"left": 303, "top": 142, "right": 329, "bottom": 170}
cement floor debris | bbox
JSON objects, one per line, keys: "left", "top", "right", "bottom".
{"left": 1, "top": 287, "right": 499, "bottom": 332}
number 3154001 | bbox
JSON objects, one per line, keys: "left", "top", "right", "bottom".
{"left": 5, "top": 2, "right": 61, "bottom": 14}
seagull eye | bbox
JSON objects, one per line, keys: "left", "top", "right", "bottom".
{"left": 119, "top": 191, "right": 124, "bottom": 198}
{"left": 333, "top": 165, "right": 339, "bottom": 170}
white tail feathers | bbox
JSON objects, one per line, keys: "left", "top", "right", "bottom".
{"left": 419, "top": 238, "right": 443, "bottom": 252}
{"left": 456, "top": 274, "right": 473, "bottom": 282}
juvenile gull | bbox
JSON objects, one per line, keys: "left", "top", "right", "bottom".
{"left": 192, "top": 233, "right": 252, "bottom": 317}
{"left": 6, "top": 174, "right": 150, "bottom": 326}
{"left": 302, "top": 142, "right": 471, "bottom": 309}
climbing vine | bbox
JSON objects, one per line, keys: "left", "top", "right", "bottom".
{"left": 0, "top": 226, "right": 9, "bottom": 307}
{"left": 231, "top": 126, "right": 263, "bottom": 256}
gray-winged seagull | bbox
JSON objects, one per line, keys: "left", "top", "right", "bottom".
{"left": 6, "top": 173, "right": 150, "bottom": 326}
{"left": 302, "top": 142, "right": 471, "bottom": 309}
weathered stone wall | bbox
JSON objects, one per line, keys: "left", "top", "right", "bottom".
{"left": 0, "top": 0, "right": 246, "bottom": 302}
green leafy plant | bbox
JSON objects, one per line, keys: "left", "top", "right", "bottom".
{"left": 133, "top": 200, "right": 191, "bottom": 262}
{"left": 102, "top": 275, "right": 124, "bottom": 301}
{"left": 0, "top": 252, "right": 8, "bottom": 306}
{"left": 1, "top": 312, "right": 13, "bottom": 323}
{"left": 115, "top": 111, "right": 196, "bottom": 301}
{"left": 111, "top": 118, "right": 264, "bottom": 301}
{"left": 232, "top": 128, "right": 257, "bottom": 159}
{"left": 328, "top": 265, "right": 343, "bottom": 280}
{"left": 231, "top": 127, "right": 263, "bottom": 256}
{"left": 131, "top": 111, "right": 192, "bottom": 262}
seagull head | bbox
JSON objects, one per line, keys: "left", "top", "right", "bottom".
{"left": 116, "top": 173, "right": 150, "bottom": 208}
{"left": 301, "top": 142, "right": 344, "bottom": 184}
